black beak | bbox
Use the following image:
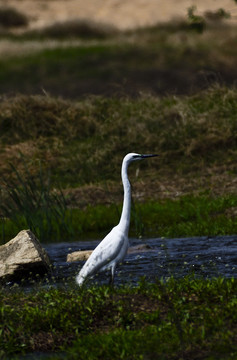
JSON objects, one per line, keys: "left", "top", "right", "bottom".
{"left": 141, "top": 154, "right": 158, "bottom": 159}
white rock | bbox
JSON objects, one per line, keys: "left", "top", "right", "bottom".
{"left": 67, "top": 250, "right": 93, "bottom": 262}
{"left": 67, "top": 244, "right": 153, "bottom": 262}
{"left": 0, "top": 230, "right": 51, "bottom": 283}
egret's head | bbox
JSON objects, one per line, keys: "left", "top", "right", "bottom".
{"left": 124, "top": 152, "right": 158, "bottom": 164}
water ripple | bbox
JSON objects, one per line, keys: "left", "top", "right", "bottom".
{"left": 44, "top": 235, "right": 237, "bottom": 286}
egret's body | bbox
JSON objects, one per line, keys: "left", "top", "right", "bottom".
{"left": 76, "top": 153, "right": 157, "bottom": 286}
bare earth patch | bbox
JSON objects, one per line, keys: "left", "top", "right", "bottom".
{"left": 3, "top": 0, "right": 237, "bottom": 31}
{"left": 65, "top": 167, "right": 237, "bottom": 209}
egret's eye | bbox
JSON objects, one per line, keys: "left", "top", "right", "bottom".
{"left": 133, "top": 155, "right": 141, "bottom": 159}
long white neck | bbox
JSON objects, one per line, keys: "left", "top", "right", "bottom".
{"left": 118, "top": 158, "right": 131, "bottom": 236}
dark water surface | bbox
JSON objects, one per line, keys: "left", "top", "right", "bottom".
{"left": 45, "top": 235, "right": 237, "bottom": 286}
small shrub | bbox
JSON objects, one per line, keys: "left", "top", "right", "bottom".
{"left": 187, "top": 6, "right": 206, "bottom": 33}
{"left": 0, "top": 7, "right": 28, "bottom": 28}
{"left": 34, "top": 19, "right": 117, "bottom": 39}
{"left": 205, "top": 8, "right": 231, "bottom": 22}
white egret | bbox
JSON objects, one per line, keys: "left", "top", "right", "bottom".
{"left": 76, "top": 152, "right": 157, "bottom": 286}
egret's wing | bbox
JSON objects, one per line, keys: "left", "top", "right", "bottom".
{"left": 78, "top": 227, "right": 125, "bottom": 280}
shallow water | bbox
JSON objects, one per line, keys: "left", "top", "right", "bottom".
{"left": 45, "top": 235, "right": 237, "bottom": 286}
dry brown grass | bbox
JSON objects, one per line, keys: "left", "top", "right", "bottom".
{"left": 0, "top": 87, "right": 236, "bottom": 207}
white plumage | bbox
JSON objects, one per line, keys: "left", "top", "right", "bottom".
{"left": 76, "top": 152, "right": 157, "bottom": 286}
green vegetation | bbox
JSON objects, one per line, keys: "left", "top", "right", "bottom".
{"left": 1, "top": 192, "right": 237, "bottom": 243}
{"left": 0, "top": 87, "right": 237, "bottom": 185}
{"left": 0, "top": 162, "right": 70, "bottom": 242}
{"left": 1, "top": 20, "right": 237, "bottom": 97}
{"left": 0, "top": 5, "right": 236, "bottom": 241}
{"left": 0, "top": 86, "right": 236, "bottom": 243}
{"left": 0, "top": 276, "right": 236, "bottom": 359}
{"left": 0, "top": 9, "right": 236, "bottom": 360}
{"left": 133, "top": 194, "right": 237, "bottom": 238}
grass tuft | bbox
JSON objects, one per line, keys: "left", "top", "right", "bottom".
{"left": 0, "top": 160, "right": 73, "bottom": 242}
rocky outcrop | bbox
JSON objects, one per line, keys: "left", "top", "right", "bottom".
{"left": 66, "top": 243, "right": 153, "bottom": 262}
{"left": 0, "top": 230, "right": 51, "bottom": 283}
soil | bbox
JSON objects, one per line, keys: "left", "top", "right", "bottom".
{"left": 2, "top": 0, "right": 237, "bottom": 30}
{"left": 65, "top": 165, "right": 237, "bottom": 208}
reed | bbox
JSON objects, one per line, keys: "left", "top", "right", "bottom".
{"left": 0, "top": 160, "right": 73, "bottom": 242}
{"left": 1, "top": 192, "right": 237, "bottom": 244}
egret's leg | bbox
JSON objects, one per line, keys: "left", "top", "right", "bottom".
{"left": 109, "top": 267, "right": 115, "bottom": 285}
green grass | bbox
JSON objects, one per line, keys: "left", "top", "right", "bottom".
{"left": 1, "top": 193, "right": 237, "bottom": 243}
{"left": 0, "top": 276, "right": 236, "bottom": 359}
{"left": 1, "top": 22, "right": 237, "bottom": 98}
{"left": 0, "top": 45, "right": 113, "bottom": 96}
{"left": 134, "top": 194, "right": 237, "bottom": 238}
{"left": 0, "top": 161, "right": 71, "bottom": 243}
